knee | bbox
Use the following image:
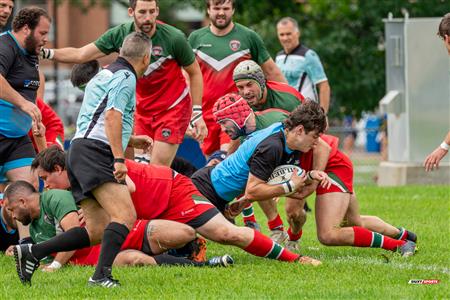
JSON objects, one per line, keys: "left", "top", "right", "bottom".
{"left": 286, "top": 206, "right": 306, "bottom": 222}
{"left": 120, "top": 252, "right": 147, "bottom": 266}
{"left": 121, "top": 210, "right": 137, "bottom": 231}
{"left": 86, "top": 224, "right": 104, "bottom": 245}
{"left": 317, "top": 230, "right": 338, "bottom": 246}
{"left": 214, "top": 227, "right": 244, "bottom": 245}
{"left": 182, "top": 227, "right": 196, "bottom": 243}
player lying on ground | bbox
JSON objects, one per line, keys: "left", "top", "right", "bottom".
{"left": 216, "top": 97, "right": 417, "bottom": 256}
{"left": 4, "top": 181, "right": 232, "bottom": 271}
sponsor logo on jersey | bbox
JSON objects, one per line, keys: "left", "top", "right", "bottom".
{"left": 199, "top": 43, "right": 212, "bottom": 48}
{"left": 162, "top": 128, "right": 171, "bottom": 139}
{"left": 152, "top": 46, "right": 163, "bottom": 56}
{"left": 229, "top": 40, "right": 241, "bottom": 51}
{"left": 23, "top": 79, "right": 40, "bottom": 88}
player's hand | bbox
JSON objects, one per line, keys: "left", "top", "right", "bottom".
{"left": 40, "top": 48, "right": 54, "bottom": 60}
{"left": 78, "top": 208, "right": 86, "bottom": 226}
{"left": 423, "top": 147, "right": 448, "bottom": 172}
{"left": 41, "top": 265, "right": 58, "bottom": 272}
{"left": 32, "top": 121, "right": 46, "bottom": 137}
{"left": 224, "top": 197, "right": 249, "bottom": 219}
{"left": 18, "top": 100, "right": 42, "bottom": 127}
{"left": 291, "top": 170, "right": 307, "bottom": 191}
{"left": 129, "top": 135, "right": 153, "bottom": 153}
{"left": 308, "top": 170, "right": 332, "bottom": 189}
{"left": 192, "top": 117, "right": 208, "bottom": 143}
{"left": 113, "top": 161, "right": 128, "bottom": 183}
{"left": 5, "top": 245, "right": 14, "bottom": 256}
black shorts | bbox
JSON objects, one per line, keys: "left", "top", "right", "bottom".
{"left": 0, "top": 135, "right": 35, "bottom": 183}
{"left": 191, "top": 166, "right": 228, "bottom": 213}
{"left": 67, "top": 138, "right": 125, "bottom": 204}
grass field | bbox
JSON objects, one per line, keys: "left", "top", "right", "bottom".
{"left": 0, "top": 185, "right": 448, "bottom": 299}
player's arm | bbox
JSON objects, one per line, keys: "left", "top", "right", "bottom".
{"left": 227, "top": 139, "right": 241, "bottom": 154}
{"left": 42, "top": 43, "right": 105, "bottom": 64}
{"left": 183, "top": 60, "right": 208, "bottom": 143}
{"left": 317, "top": 80, "right": 330, "bottom": 113}
{"left": 37, "top": 70, "right": 46, "bottom": 100}
{"left": 0, "top": 74, "right": 41, "bottom": 125}
{"left": 424, "top": 130, "right": 450, "bottom": 171}
{"left": 42, "top": 211, "right": 80, "bottom": 271}
{"left": 245, "top": 171, "right": 306, "bottom": 201}
{"left": 260, "top": 58, "right": 287, "bottom": 83}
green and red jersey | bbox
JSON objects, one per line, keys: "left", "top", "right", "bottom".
{"left": 252, "top": 80, "right": 305, "bottom": 112}
{"left": 95, "top": 21, "right": 195, "bottom": 116}
{"left": 188, "top": 23, "right": 271, "bottom": 115}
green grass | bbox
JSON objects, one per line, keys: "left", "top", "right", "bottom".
{"left": 1, "top": 186, "right": 448, "bottom": 299}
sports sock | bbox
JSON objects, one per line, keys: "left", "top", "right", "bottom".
{"left": 154, "top": 253, "right": 205, "bottom": 266}
{"left": 31, "top": 227, "right": 90, "bottom": 260}
{"left": 287, "top": 227, "right": 303, "bottom": 241}
{"left": 243, "top": 230, "right": 299, "bottom": 262}
{"left": 394, "top": 227, "right": 408, "bottom": 240}
{"left": 268, "top": 214, "right": 284, "bottom": 231}
{"left": 92, "top": 222, "right": 129, "bottom": 279}
{"left": 352, "top": 226, "right": 405, "bottom": 251}
{"left": 242, "top": 203, "right": 257, "bottom": 224}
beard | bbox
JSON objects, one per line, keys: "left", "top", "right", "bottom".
{"left": 135, "top": 17, "right": 154, "bottom": 34}
{"left": 19, "top": 214, "right": 32, "bottom": 226}
{"left": 24, "top": 31, "right": 39, "bottom": 55}
{"left": 211, "top": 15, "right": 232, "bottom": 29}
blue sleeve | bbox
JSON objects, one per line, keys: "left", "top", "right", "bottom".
{"left": 106, "top": 71, "right": 136, "bottom": 114}
{"left": 305, "top": 50, "right": 327, "bottom": 84}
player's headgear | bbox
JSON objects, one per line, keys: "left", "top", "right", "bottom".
{"left": 233, "top": 60, "right": 266, "bottom": 99}
{"left": 213, "top": 93, "right": 253, "bottom": 138}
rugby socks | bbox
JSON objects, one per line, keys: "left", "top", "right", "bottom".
{"left": 287, "top": 227, "right": 303, "bottom": 241}
{"left": 352, "top": 226, "right": 405, "bottom": 251}
{"left": 242, "top": 203, "right": 257, "bottom": 224}
{"left": 92, "top": 222, "right": 129, "bottom": 280}
{"left": 394, "top": 227, "right": 416, "bottom": 242}
{"left": 268, "top": 214, "right": 284, "bottom": 231}
{"left": 243, "top": 230, "right": 299, "bottom": 262}
{"left": 31, "top": 227, "right": 90, "bottom": 260}
{"left": 154, "top": 253, "right": 205, "bottom": 266}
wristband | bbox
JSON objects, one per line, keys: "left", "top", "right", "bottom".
{"left": 40, "top": 48, "right": 54, "bottom": 60}
{"left": 440, "top": 142, "right": 449, "bottom": 151}
{"left": 307, "top": 171, "right": 314, "bottom": 181}
{"left": 48, "top": 260, "right": 62, "bottom": 269}
{"left": 192, "top": 104, "right": 202, "bottom": 112}
{"left": 282, "top": 180, "right": 295, "bottom": 194}
{"left": 114, "top": 158, "right": 125, "bottom": 164}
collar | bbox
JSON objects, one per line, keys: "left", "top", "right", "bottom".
{"left": 115, "top": 57, "right": 137, "bottom": 79}
{"left": 7, "top": 31, "right": 28, "bottom": 55}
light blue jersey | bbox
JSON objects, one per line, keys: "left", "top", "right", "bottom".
{"left": 73, "top": 57, "right": 136, "bottom": 150}
{"left": 275, "top": 44, "right": 327, "bottom": 102}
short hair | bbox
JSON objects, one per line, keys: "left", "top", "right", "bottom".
{"left": 129, "top": 0, "right": 157, "bottom": 10}
{"left": 284, "top": 100, "right": 327, "bottom": 134}
{"left": 4, "top": 181, "right": 36, "bottom": 204}
{"left": 438, "top": 13, "right": 450, "bottom": 39}
{"left": 205, "top": 0, "right": 235, "bottom": 9}
{"left": 70, "top": 60, "right": 99, "bottom": 88}
{"left": 120, "top": 32, "right": 152, "bottom": 59}
{"left": 277, "top": 17, "right": 300, "bottom": 32}
{"left": 12, "top": 6, "right": 51, "bottom": 32}
{"left": 31, "top": 145, "right": 66, "bottom": 172}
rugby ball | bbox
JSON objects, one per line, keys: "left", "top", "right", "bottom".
{"left": 267, "top": 165, "right": 305, "bottom": 185}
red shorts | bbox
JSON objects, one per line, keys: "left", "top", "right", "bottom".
{"left": 135, "top": 95, "right": 191, "bottom": 145}
{"left": 121, "top": 219, "right": 149, "bottom": 252}
{"left": 316, "top": 150, "right": 354, "bottom": 195}
{"left": 201, "top": 113, "right": 231, "bottom": 156}
{"left": 69, "top": 245, "right": 101, "bottom": 266}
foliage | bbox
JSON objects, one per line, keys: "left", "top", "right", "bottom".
{"left": 1, "top": 186, "right": 449, "bottom": 298}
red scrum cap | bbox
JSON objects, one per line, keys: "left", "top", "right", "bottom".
{"left": 213, "top": 93, "right": 253, "bottom": 129}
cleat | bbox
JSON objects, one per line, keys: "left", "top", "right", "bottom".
{"left": 398, "top": 240, "right": 417, "bottom": 257}
{"left": 13, "top": 244, "right": 40, "bottom": 285}
{"left": 208, "top": 254, "right": 234, "bottom": 267}
{"left": 270, "top": 230, "right": 288, "bottom": 244}
{"left": 188, "top": 237, "right": 208, "bottom": 262}
{"left": 88, "top": 276, "right": 120, "bottom": 288}
{"left": 285, "top": 240, "right": 300, "bottom": 252}
{"left": 244, "top": 221, "right": 261, "bottom": 232}
{"left": 296, "top": 255, "right": 322, "bottom": 266}
{"left": 406, "top": 230, "right": 417, "bottom": 243}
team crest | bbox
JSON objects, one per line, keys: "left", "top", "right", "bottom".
{"left": 152, "top": 46, "right": 163, "bottom": 56}
{"left": 162, "top": 128, "right": 171, "bottom": 139}
{"left": 229, "top": 40, "right": 241, "bottom": 51}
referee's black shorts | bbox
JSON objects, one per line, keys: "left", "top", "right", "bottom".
{"left": 67, "top": 138, "right": 125, "bottom": 204}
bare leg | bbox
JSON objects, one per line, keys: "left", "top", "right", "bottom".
{"left": 114, "top": 250, "right": 156, "bottom": 266}
{"left": 150, "top": 141, "right": 179, "bottom": 167}
{"left": 258, "top": 198, "right": 279, "bottom": 222}
{"left": 79, "top": 198, "right": 111, "bottom": 245}
{"left": 285, "top": 197, "right": 307, "bottom": 234}
{"left": 145, "top": 219, "right": 196, "bottom": 255}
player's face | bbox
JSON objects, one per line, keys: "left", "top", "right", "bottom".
{"left": 37, "top": 166, "right": 70, "bottom": 190}
{"left": 130, "top": 0, "right": 159, "bottom": 35}
{"left": 287, "top": 126, "right": 320, "bottom": 152}
{"left": 277, "top": 21, "right": 300, "bottom": 53}
{"left": 236, "top": 79, "right": 262, "bottom": 107}
{"left": 6, "top": 199, "right": 32, "bottom": 226}
{"left": 207, "top": 1, "right": 234, "bottom": 30}
{"left": 24, "top": 16, "right": 50, "bottom": 55}
{"left": 0, "top": 0, "right": 13, "bottom": 27}
{"left": 219, "top": 119, "right": 241, "bottom": 140}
